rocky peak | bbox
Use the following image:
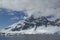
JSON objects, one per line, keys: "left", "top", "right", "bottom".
{"left": 11, "top": 16, "right": 60, "bottom": 31}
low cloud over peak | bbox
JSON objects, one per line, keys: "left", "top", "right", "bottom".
{"left": 0, "top": 0, "right": 60, "bottom": 18}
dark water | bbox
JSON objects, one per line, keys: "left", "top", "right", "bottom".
{"left": 0, "top": 34, "right": 60, "bottom": 40}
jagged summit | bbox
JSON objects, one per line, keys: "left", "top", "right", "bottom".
{"left": 0, "top": 7, "right": 60, "bottom": 35}
{"left": 0, "top": 15, "right": 60, "bottom": 35}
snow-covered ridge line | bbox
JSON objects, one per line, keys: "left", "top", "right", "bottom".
{"left": 0, "top": 16, "right": 60, "bottom": 36}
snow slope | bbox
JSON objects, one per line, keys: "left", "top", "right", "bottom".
{"left": 0, "top": 16, "right": 60, "bottom": 35}
{"left": 0, "top": 0, "right": 60, "bottom": 35}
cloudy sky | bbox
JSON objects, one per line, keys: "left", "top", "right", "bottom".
{"left": 0, "top": 0, "right": 60, "bottom": 16}
{"left": 0, "top": 8, "right": 27, "bottom": 28}
{"left": 0, "top": 0, "right": 60, "bottom": 28}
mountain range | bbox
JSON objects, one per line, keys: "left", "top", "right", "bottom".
{"left": 0, "top": 14, "right": 60, "bottom": 35}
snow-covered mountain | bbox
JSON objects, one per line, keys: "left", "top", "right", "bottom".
{"left": 0, "top": 15, "right": 60, "bottom": 35}
{"left": 0, "top": 0, "right": 60, "bottom": 36}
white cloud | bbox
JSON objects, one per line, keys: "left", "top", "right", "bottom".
{"left": 7, "top": 13, "right": 14, "bottom": 15}
{"left": 10, "top": 16, "right": 19, "bottom": 20}
{"left": 6, "top": 10, "right": 15, "bottom": 15}
{"left": 0, "top": 0, "right": 60, "bottom": 34}
{"left": 0, "top": 0, "right": 60, "bottom": 18}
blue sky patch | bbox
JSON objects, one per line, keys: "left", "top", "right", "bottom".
{"left": 0, "top": 8, "right": 27, "bottom": 28}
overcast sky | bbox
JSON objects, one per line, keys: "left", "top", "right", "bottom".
{"left": 0, "top": 0, "right": 60, "bottom": 17}
{"left": 0, "top": 0, "right": 60, "bottom": 28}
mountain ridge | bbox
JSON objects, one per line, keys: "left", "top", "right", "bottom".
{"left": 0, "top": 15, "right": 60, "bottom": 35}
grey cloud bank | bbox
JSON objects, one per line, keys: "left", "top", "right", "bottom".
{"left": 0, "top": 0, "right": 60, "bottom": 18}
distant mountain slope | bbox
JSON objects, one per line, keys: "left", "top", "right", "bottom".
{"left": 0, "top": 15, "right": 60, "bottom": 35}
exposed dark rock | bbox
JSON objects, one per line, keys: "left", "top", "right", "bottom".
{"left": 11, "top": 16, "right": 60, "bottom": 31}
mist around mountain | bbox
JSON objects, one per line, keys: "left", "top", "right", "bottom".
{"left": 0, "top": 14, "right": 60, "bottom": 35}
{"left": 0, "top": 0, "right": 60, "bottom": 35}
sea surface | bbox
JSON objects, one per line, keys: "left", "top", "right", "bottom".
{"left": 0, "top": 34, "right": 60, "bottom": 40}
